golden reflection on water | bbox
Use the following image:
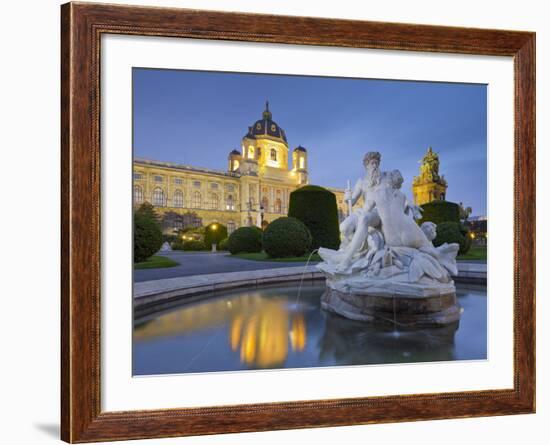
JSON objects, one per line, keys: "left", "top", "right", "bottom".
{"left": 135, "top": 292, "right": 307, "bottom": 368}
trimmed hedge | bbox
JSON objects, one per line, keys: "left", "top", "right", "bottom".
{"left": 288, "top": 185, "right": 340, "bottom": 250}
{"left": 134, "top": 205, "right": 163, "bottom": 263}
{"left": 418, "top": 200, "right": 460, "bottom": 225}
{"left": 204, "top": 223, "right": 228, "bottom": 247}
{"left": 172, "top": 239, "right": 207, "bottom": 251}
{"left": 433, "top": 221, "right": 472, "bottom": 255}
{"left": 227, "top": 226, "right": 263, "bottom": 254}
{"left": 263, "top": 217, "right": 312, "bottom": 258}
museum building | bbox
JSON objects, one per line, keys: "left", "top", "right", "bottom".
{"left": 133, "top": 102, "right": 346, "bottom": 234}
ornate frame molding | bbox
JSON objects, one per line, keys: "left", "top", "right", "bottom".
{"left": 61, "top": 2, "right": 535, "bottom": 442}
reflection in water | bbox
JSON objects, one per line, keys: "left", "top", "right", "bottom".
{"left": 319, "top": 314, "right": 458, "bottom": 365}
{"left": 229, "top": 302, "right": 306, "bottom": 368}
{"left": 133, "top": 283, "right": 486, "bottom": 375}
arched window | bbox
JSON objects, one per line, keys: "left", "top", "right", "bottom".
{"left": 209, "top": 193, "right": 219, "bottom": 210}
{"left": 226, "top": 195, "right": 235, "bottom": 211}
{"left": 192, "top": 191, "right": 201, "bottom": 208}
{"left": 173, "top": 190, "right": 184, "bottom": 208}
{"left": 227, "top": 221, "right": 236, "bottom": 234}
{"left": 261, "top": 196, "right": 269, "bottom": 212}
{"left": 270, "top": 148, "right": 277, "bottom": 161}
{"left": 248, "top": 197, "right": 255, "bottom": 209}
{"left": 152, "top": 187, "right": 165, "bottom": 207}
{"left": 274, "top": 198, "right": 282, "bottom": 213}
{"left": 248, "top": 146, "right": 255, "bottom": 159}
{"left": 299, "top": 156, "right": 305, "bottom": 169}
{"left": 133, "top": 185, "right": 143, "bottom": 205}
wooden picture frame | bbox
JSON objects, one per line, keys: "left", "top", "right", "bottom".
{"left": 61, "top": 2, "right": 535, "bottom": 442}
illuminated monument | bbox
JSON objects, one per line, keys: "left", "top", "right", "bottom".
{"left": 412, "top": 147, "right": 448, "bottom": 205}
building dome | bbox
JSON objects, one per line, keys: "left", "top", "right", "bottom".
{"left": 229, "top": 149, "right": 241, "bottom": 156}
{"left": 243, "top": 101, "right": 288, "bottom": 144}
{"left": 294, "top": 145, "right": 307, "bottom": 152}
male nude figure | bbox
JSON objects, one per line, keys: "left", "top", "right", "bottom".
{"left": 337, "top": 152, "right": 384, "bottom": 271}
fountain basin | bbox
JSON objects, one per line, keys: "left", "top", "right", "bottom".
{"left": 321, "top": 286, "right": 461, "bottom": 327}
{"left": 133, "top": 281, "right": 486, "bottom": 375}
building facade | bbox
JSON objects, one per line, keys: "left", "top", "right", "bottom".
{"left": 133, "top": 102, "right": 346, "bottom": 234}
{"left": 412, "top": 147, "right": 448, "bottom": 205}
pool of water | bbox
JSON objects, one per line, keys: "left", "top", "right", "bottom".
{"left": 133, "top": 282, "right": 487, "bottom": 375}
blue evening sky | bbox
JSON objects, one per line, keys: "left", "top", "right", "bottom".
{"left": 133, "top": 68, "right": 487, "bottom": 216}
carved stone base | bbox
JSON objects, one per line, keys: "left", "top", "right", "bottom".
{"left": 321, "top": 286, "right": 461, "bottom": 327}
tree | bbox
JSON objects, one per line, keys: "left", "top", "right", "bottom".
{"left": 204, "top": 223, "right": 228, "bottom": 247}
{"left": 134, "top": 203, "right": 163, "bottom": 263}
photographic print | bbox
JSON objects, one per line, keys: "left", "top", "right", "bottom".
{"left": 132, "top": 68, "right": 488, "bottom": 376}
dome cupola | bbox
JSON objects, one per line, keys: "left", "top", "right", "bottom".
{"left": 243, "top": 101, "right": 288, "bottom": 145}
{"left": 228, "top": 148, "right": 242, "bottom": 172}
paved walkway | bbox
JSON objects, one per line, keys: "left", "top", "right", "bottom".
{"left": 134, "top": 262, "right": 487, "bottom": 308}
{"left": 134, "top": 251, "right": 318, "bottom": 282}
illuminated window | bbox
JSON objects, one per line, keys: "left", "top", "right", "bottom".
{"left": 248, "top": 146, "right": 255, "bottom": 159}
{"left": 232, "top": 160, "right": 239, "bottom": 170}
{"left": 261, "top": 197, "right": 269, "bottom": 212}
{"left": 226, "top": 195, "right": 235, "bottom": 211}
{"left": 154, "top": 175, "right": 163, "bottom": 183}
{"left": 192, "top": 191, "right": 201, "bottom": 208}
{"left": 299, "top": 157, "right": 305, "bottom": 169}
{"left": 133, "top": 172, "right": 143, "bottom": 180}
{"left": 249, "top": 197, "right": 255, "bottom": 208}
{"left": 274, "top": 198, "right": 282, "bottom": 213}
{"left": 227, "top": 221, "right": 236, "bottom": 234}
{"left": 173, "top": 190, "right": 184, "bottom": 208}
{"left": 152, "top": 187, "right": 165, "bottom": 206}
{"left": 209, "top": 193, "right": 219, "bottom": 210}
{"left": 270, "top": 148, "right": 277, "bottom": 162}
{"left": 133, "top": 185, "right": 143, "bottom": 204}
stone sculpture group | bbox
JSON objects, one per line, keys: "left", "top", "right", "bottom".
{"left": 317, "top": 152, "right": 461, "bottom": 326}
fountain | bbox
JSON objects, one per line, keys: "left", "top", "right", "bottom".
{"left": 316, "top": 152, "right": 461, "bottom": 327}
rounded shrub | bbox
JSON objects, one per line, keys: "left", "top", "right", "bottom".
{"left": 134, "top": 212, "right": 163, "bottom": 263}
{"left": 418, "top": 200, "right": 460, "bottom": 225}
{"left": 227, "top": 226, "right": 263, "bottom": 254}
{"left": 218, "top": 237, "right": 229, "bottom": 251}
{"left": 263, "top": 217, "right": 312, "bottom": 258}
{"left": 433, "top": 221, "right": 471, "bottom": 255}
{"left": 288, "top": 185, "right": 340, "bottom": 250}
{"left": 204, "top": 223, "right": 228, "bottom": 248}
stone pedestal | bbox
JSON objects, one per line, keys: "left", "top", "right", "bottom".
{"left": 321, "top": 286, "right": 461, "bottom": 328}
